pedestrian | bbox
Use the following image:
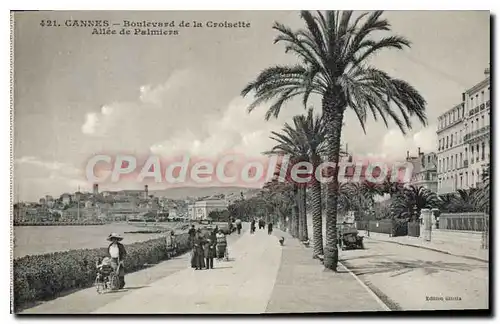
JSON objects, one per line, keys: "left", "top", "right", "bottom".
{"left": 204, "top": 238, "right": 215, "bottom": 269}
{"left": 235, "top": 219, "right": 242, "bottom": 234}
{"left": 216, "top": 229, "right": 227, "bottom": 260}
{"left": 259, "top": 219, "right": 265, "bottom": 230}
{"left": 267, "top": 222, "right": 273, "bottom": 235}
{"left": 188, "top": 225, "right": 196, "bottom": 248}
{"left": 250, "top": 219, "right": 256, "bottom": 234}
{"left": 192, "top": 229, "right": 205, "bottom": 270}
{"left": 165, "top": 230, "right": 177, "bottom": 258}
{"left": 211, "top": 225, "right": 218, "bottom": 242}
{"left": 107, "top": 233, "right": 127, "bottom": 289}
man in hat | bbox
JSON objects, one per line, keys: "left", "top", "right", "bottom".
{"left": 107, "top": 233, "right": 127, "bottom": 289}
{"left": 192, "top": 229, "right": 206, "bottom": 270}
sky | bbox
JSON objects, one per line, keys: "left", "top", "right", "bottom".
{"left": 13, "top": 10, "right": 490, "bottom": 201}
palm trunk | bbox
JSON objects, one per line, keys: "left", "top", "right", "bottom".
{"left": 311, "top": 154, "right": 324, "bottom": 258}
{"left": 298, "top": 185, "right": 308, "bottom": 241}
{"left": 290, "top": 184, "right": 299, "bottom": 237}
{"left": 292, "top": 184, "right": 300, "bottom": 238}
{"left": 322, "top": 91, "right": 345, "bottom": 271}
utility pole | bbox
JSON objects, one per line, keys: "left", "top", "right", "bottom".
{"left": 77, "top": 186, "right": 80, "bottom": 221}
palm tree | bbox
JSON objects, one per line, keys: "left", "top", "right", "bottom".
{"left": 242, "top": 11, "right": 427, "bottom": 270}
{"left": 265, "top": 118, "right": 310, "bottom": 241}
{"left": 382, "top": 177, "right": 405, "bottom": 198}
{"left": 453, "top": 189, "right": 479, "bottom": 212}
{"left": 391, "top": 185, "right": 439, "bottom": 221}
{"left": 475, "top": 167, "right": 490, "bottom": 213}
{"left": 296, "top": 108, "right": 327, "bottom": 257}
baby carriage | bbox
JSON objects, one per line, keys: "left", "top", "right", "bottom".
{"left": 95, "top": 257, "right": 120, "bottom": 294}
{"left": 216, "top": 234, "right": 229, "bottom": 261}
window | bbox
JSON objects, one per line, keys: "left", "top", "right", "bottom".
{"left": 447, "top": 157, "right": 449, "bottom": 171}
{"left": 439, "top": 160, "right": 441, "bottom": 172}
{"left": 476, "top": 144, "right": 480, "bottom": 162}
{"left": 481, "top": 91, "right": 484, "bottom": 103}
{"left": 482, "top": 142, "right": 485, "bottom": 160}
{"left": 460, "top": 176, "right": 463, "bottom": 188}
{"left": 451, "top": 157, "right": 454, "bottom": 170}
{"left": 460, "top": 153, "right": 463, "bottom": 168}
{"left": 455, "top": 132, "right": 458, "bottom": 145}
{"left": 481, "top": 115, "right": 485, "bottom": 128}
{"left": 446, "top": 136, "right": 449, "bottom": 148}
{"left": 455, "top": 154, "right": 458, "bottom": 170}
{"left": 471, "top": 146, "right": 474, "bottom": 163}
{"left": 476, "top": 94, "right": 479, "bottom": 105}
{"left": 472, "top": 120, "right": 474, "bottom": 131}
{"left": 450, "top": 134, "right": 453, "bottom": 147}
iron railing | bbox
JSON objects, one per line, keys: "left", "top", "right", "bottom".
{"left": 439, "top": 212, "right": 489, "bottom": 232}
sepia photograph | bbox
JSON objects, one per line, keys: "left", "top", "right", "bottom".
{"left": 11, "top": 9, "right": 491, "bottom": 315}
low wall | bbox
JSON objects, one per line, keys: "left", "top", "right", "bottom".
{"left": 13, "top": 233, "right": 190, "bottom": 311}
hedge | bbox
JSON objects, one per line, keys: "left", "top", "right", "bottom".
{"left": 13, "top": 233, "right": 190, "bottom": 311}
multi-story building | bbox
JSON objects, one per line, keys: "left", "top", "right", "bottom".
{"left": 436, "top": 68, "right": 490, "bottom": 194}
{"left": 463, "top": 71, "right": 491, "bottom": 188}
{"left": 407, "top": 149, "right": 438, "bottom": 192}
{"left": 436, "top": 102, "right": 466, "bottom": 194}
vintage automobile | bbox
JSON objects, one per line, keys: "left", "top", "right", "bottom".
{"left": 338, "top": 225, "right": 364, "bottom": 250}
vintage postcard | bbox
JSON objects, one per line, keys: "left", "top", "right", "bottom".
{"left": 11, "top": 10, "right": 490, "bottom": 314}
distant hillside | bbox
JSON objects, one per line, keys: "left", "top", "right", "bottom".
{"left": 151, "top": 186, "right": 258, "bottom": 200}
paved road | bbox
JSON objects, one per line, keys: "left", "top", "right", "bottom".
{"left": 340, "top": 238, "right": 489, "bottom": 311}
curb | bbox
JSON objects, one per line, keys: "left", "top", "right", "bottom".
{"left": 365, "top": 236, "right": 489, "bottom": 263}
{"left": 338, "top": 261, "right": 392, "bottom": 312}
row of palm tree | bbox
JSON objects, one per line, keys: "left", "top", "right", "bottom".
{"left": 242, "top": 10, "right": 429, "bottom": 271}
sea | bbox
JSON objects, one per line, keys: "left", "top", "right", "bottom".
{"left": 13, "top": 222, "right": 179, "bottom": 258}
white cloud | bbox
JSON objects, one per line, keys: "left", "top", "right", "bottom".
{"left": 81, "top": 69, "right": 194, "bottom": 138}
{"left": 150, "top": 96, "right": 302, "bottom": 158}
{"left": 378, "top": 124, "right": 438, "bottom": 160}
{"left": 15, "top": 156, "right": 81, "bottom": 177}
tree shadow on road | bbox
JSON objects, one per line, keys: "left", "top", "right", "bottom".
{"left": 341, "top": 254, "right": 396, "bottom": 261}
{"left": 345, "top": 259, "right": 487, "bottom": 277}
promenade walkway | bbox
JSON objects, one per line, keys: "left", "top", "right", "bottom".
{"left": 22, "top": 224, "right": 388, "bottom": 314}
{"left": 266, "top": 230, "right": 387, "bottom": 313}
{"left": 93, "top": 229, "right": 282, "bottom": 314}
{"left": 358, "top": 230, "right": 489, "bottom": 262}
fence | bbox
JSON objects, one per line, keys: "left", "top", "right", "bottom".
{"left": 356, "top": 219, "right": 410, "bottom": 236}
{"left": 408, "top": 222, "right": 420, "bottom": 237}
{"left": 439, "top": 213, "right": 489, "bottom": 232}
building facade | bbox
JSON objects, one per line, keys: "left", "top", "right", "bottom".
{"left": 407, "top": 149, "right": 438, "bottom": 192}
{"left": 436, "top": 70, "right": 490, "bottom": 194}
{"left": 190, "top": 199, "right": 228, "bottom": 221}
{"left": 463, "top": 74, "right": 491, "bottom": 188}
{"left": 437, "top": 102, "right": 466, "bottom": 194}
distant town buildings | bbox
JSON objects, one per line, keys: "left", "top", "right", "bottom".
{"left": 436, "top": 68, "right": 490, "bottom": 194}
{"left": 188, "top": 197, "right": 228, "bottom": 221}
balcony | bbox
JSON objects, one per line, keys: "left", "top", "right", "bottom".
{"left": 486, "top": 100, "right": 490, "bottom": 108}
{"left": 464, "top": 125, "right": 490, "bottom": 143}
{"left": 480, "top": 103, "right": 485, "bottom": 111}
